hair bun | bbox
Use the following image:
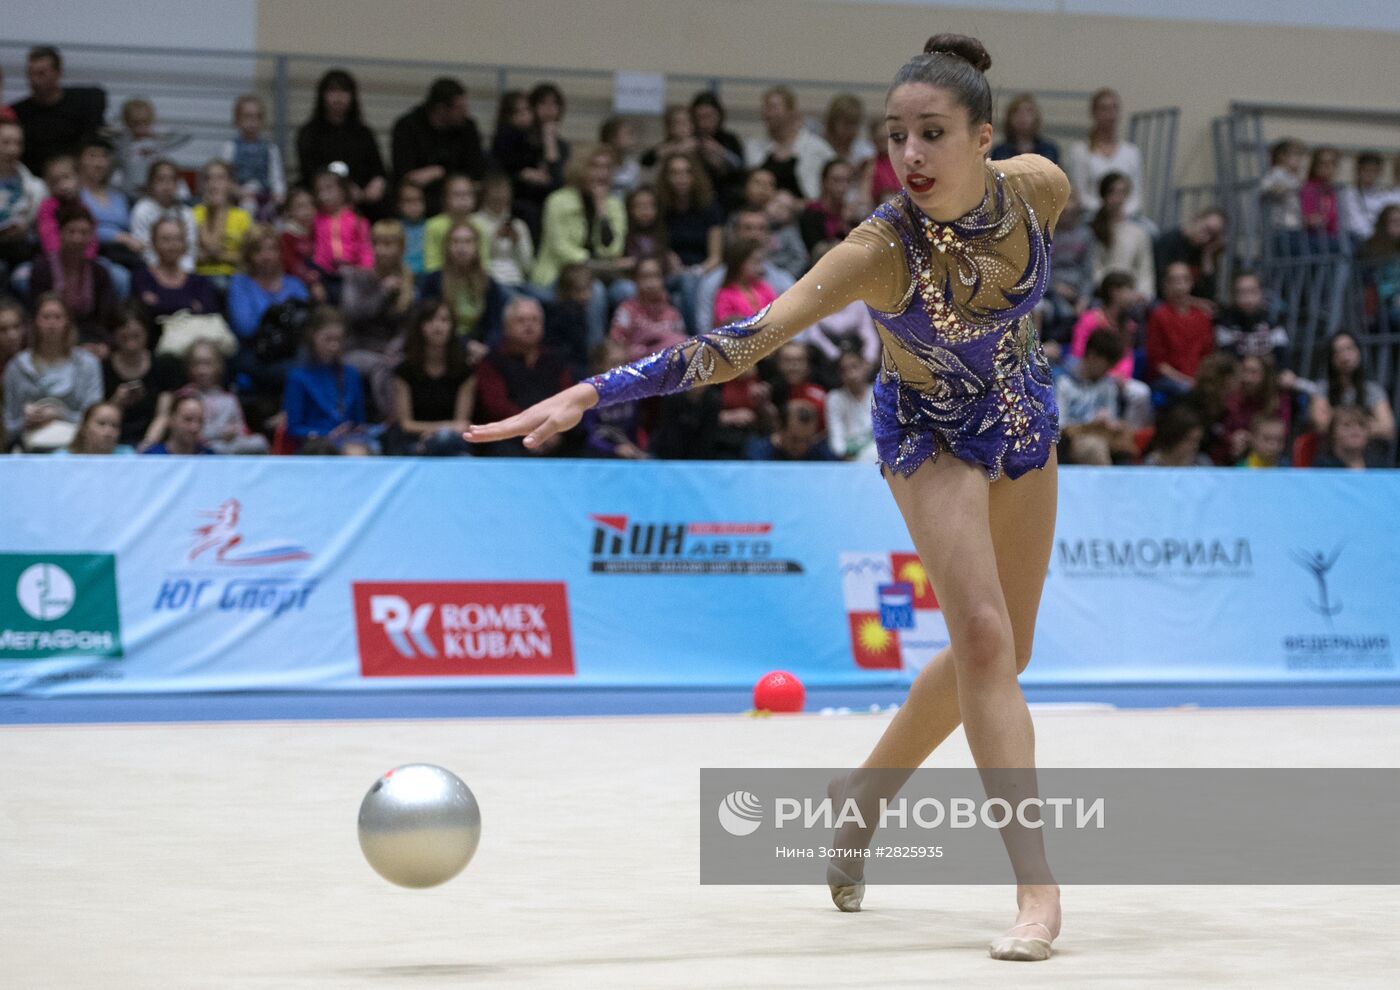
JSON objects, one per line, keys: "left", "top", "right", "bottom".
{"left": 923, "top": 33, "right": 992, "bottom": 73}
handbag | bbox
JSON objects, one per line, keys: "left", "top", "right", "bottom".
{"left": 254, "top": 300, "right": 313, "bottom": 363}
{"left": 21, "top": 418, "right": 79, "bottom": 453}
{"left": 155, "top": 310, "right": 239, "bottom": 359}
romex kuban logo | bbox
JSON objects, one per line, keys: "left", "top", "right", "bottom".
{"left": 589, "top": 515, "right": 804, "bottom": 575}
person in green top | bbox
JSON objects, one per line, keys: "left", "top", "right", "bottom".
{"left": 422, "top": 173, "right": 491, "bottom": 273}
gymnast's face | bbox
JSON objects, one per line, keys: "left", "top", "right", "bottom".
{"left": 885, "top": 82, "right": 992, "bottom": 220}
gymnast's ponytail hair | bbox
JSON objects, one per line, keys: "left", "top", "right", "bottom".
{"left": 889, "top": 33, "right": 994, "bottom": 127}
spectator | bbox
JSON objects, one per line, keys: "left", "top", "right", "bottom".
{"left": 1065, "top": 88, "right": 1144, "bottom": 217}
{"left": 129, "top": 159, "right": 197, "bottom": 271}
{"left": 990, "top": 93, "right": 1060, "bottom": 165}
{"left": 796, "top": 295, "right": 880, "bottom": 381}
{"left": 1039, "top": 188, "right": 1093, "bottom": 357}
{"left": 608, "top": 255, "right": 685, "bottom": 362}
{"left": 0, "top": 66, "right": 14, "bottom": 124}
{"left": 179, "top": 340, "right": 267, "bottom": 454}
{"left": 421, "top": 220, "right": 506, "bottom": 359}
{"left": 490, "top": 90, "right": 554, "bottom": 234}
{"left": 1182, "top": 351, "right": 1239, "bottom": 465}
{"left": 1142, "top": 402, "right": 1210, "bottom": 467}
{"left": 713, "top": 237, "right": 776, "bottom": 327}
{"left": 0, "top": 120, "right": 45, "bottom": 273}
{"left": 277, "top": 186, "right": 324, "bottom": 297}
{"left": 744, "top": 399, "right": 835, "bottom": 461}
{"left": 1056, "top": 328, "right": 1134, "bottom": 465}
{"left": 1308, "top": 331, "right": 1396, "bottom": 447}
{"left": 221, "top": 94, "right": 286, "bottom": 218}
{"left": 388, "top": 299, "right": 475, "bottom": 456}
{"left": 311, "top": 169, "right": 373, "bottom": 274}
{"left": 579, "top": 339, "right": 647, "bottom": 459}
{"left": 770, "top": 341, "right": 827, "bottom": 429}
{"left": 12, "top": 46, "right": 106, "bottom": 174}
{"left": 341, "top": 219, "right": 418, "bottom": 418}
{"left": 0, "top": 297, "right": 25, "bottom": 446}
{"left": 226, "top": 224, "right": 310, "bottom": 340}
{"left": 866, "top": 117, "right": 902, "bottom": 206}
{"left": 526, "top": 83, "right": 571, "bottom": 193}
{"left": 1221, "top": 354, "right": 1295, "bottom": 465}
{"left": 1146, "top": 261, "right": 1215, "bottom": 400}
{"left": 1237, "top": 413, "right": 1288, "bottom": 468}
{"left": 657, "top": 152, "right": 724, "bottom": 273}
{"left": 823, "top": 94, "right": 876, "bottom": 173}
{"left": 1154, "top": 206, "right": 1226, "bottom": 301}
{"left": 650, "top": 385, "right": 726, "bottom": 459}
{"left": 76, "top": 138, "right": 142, "bottom": 270}
{"left": 544, "top": 263, "right": 597, "bottom": 379}
{"left": 622, "top": 186, "right": 672, "bottom": 272}
{"left": 799, "top": 159, "right": 856, "bottom": 254}
{"left": 395, "top": 180, "right": 429, "bottom": 277}
{"left": 695, "top": 207, "right": 796, "bottom": 334}
{"left": 1069, "top": 271, "right": 1152, "bottom": 427}
{"left": 744, "top": 86, "right": 835, "bottom": 201}
{"left": 103, "top": 301, "right": 182, "bottom": 449}
{"left": 598, "top": 117, "right": 641, "bottom": 195}
{"left": 1339, "top": 151, "right": 1390, "bottom": 245}
{"left": 142, "top": 390, "right": 212, "bottom": 455}
{"left": 689, "top": 93, "right": 746, "bottom": 207}
{"left": 131, "top": 217, "right": 218, "bottom": 332}
{"left": 1313, "top": 404, "right": 1379, "bottom": 469}
{"left": 473, "top": 171, "right": 534, "bottom": 289}
{"left": 193, "top": 159, "right": 253, "bottom": 283}
{"left": 109, "top": 98, "right": 189, "bottom": 201}
{"left": 3, "top": 294, "right": 102, "bottom": 451}
{"left": 391, "top": 77, "right": 487, "bottom": 216}
{"left": 1356, "top": 205, "right": 1400, "bottom": 331}
{"left": 640, "top": 105, "right": 701, "bottom": 171}
{"left": 1089, "top": 172, "right": 1154, "bottom": 300}
{"left": 531, "top": 146, "right": 626, "bottom": 344}
{"left": 825, "top": 349, "right": 876, "bottom": 462}
{"left": 1300, "top": 146, "right": 1341, "bottom": 250}
{"left": 282, "top": 307, "right": 371, "bottom": 448}
{"left": 1259, "top": 138, "right": 1306, "bottom": 256}
{"left": 64, "top": 401, "right": 129, "bottom": 454}
{"left": 35, "top": 154, "right": 91, "bottom": 259}
{"left": 471, "top": 295, "right": 573, "bottom": 457}
{"left": 423, "top": 173, "right": 491, "bottom": 273}
{"left": 295, "top": 70, "right": 387, "bottom": 213}
{"left": 29, "top": 203, "right": 118, "bottom": 349}
{"left": 765, "top": 188, "right": 810, "bottom": 281}
{"left": 1214, "top": 270, "right": 1291, "bottom": 375}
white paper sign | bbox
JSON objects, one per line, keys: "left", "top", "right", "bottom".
{"left": 613, "top": 71, "right": 667, "bottom": 115}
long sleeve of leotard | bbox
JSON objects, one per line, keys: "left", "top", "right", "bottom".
{"left": 584, "top": 221, "right": 909, "bottom": 407}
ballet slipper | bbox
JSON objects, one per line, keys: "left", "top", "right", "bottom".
{"left": 987, "top": 920, "right": 1055, "bottom": 961}
{"left": 826, "top": 860, "right": 865, "bottom": 912}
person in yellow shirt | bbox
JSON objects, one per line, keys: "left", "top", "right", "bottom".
{"left": 421, "top": 173, "right": 491, "bottom": 273}
{"left": 192, "top": 159, "right": 252, "bottom": 283}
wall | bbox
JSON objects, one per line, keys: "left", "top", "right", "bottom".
{"left": 256, "top": 0, "right": 1400, "bottom": 183}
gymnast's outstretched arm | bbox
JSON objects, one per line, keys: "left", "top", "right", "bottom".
{"left": 463, "top": 221, "right": 908, "bottom": 449}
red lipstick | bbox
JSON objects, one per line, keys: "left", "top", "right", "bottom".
{"left": 907, "top": 172, "right": 935, "bottom": 194}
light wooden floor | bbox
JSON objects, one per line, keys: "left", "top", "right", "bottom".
{"left": 3, "top": 706, "right": 1397, "bottom": 988}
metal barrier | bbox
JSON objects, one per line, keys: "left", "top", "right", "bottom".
{"left": 1128, "top": 107, "right": 1178, "bottom": 229}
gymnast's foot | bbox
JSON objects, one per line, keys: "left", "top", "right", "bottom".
{"left": 988, "top": 884, "right": 1061, "bottom": 961}
{"left": 825, "top": 773, "right": 871, "bottom": 912}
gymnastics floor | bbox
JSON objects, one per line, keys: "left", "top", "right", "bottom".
{"left": 3, "top": 698, "right": 1397, "bottom": 987}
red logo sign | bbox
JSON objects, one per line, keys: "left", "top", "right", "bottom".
{"left": 353, "top": 582, "right": 575, "bottom": 677}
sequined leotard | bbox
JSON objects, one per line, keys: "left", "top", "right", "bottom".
{"left": 583, "top": 154, "right": 1071, "bottom": 481}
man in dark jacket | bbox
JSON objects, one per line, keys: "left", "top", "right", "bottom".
{"left": 11, "top": 46, "right": 106, "bottom": 173}
{"left": 391, "top": 78, "right": 486, "bottom": 214}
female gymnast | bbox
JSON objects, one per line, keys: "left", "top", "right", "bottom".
{"left": 466, "top": 33, "right": 1069, "bottom": 962}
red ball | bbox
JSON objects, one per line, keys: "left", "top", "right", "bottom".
{"left": 753, "top": 670, "right": 805, "bottom": 713}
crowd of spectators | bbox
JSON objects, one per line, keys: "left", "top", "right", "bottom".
{"left": 0, "top": 46, "right": 1396, "bottom": 468}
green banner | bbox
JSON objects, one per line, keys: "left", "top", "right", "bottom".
{"left": 0, "top": 554, "right": 122, "bottom": 659}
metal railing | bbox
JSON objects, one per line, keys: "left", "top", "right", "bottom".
{"left": 1128, "top": 107, "right": 1179, "bottom": 230}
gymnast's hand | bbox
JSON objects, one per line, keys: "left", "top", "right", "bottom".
{"left": 463, "top": 383, "right": 599, "bottom": 450}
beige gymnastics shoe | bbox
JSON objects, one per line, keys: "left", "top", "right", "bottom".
{"left": 988, "top": 920, "right": 1055, "bottom": 961}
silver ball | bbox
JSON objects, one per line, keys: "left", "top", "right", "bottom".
{"left": 357, "top": 764, "right": 481, "bottom": 888}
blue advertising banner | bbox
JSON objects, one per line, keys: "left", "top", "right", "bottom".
{"left": 0, "top": 458, "right": 1394, "bottom": 696}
